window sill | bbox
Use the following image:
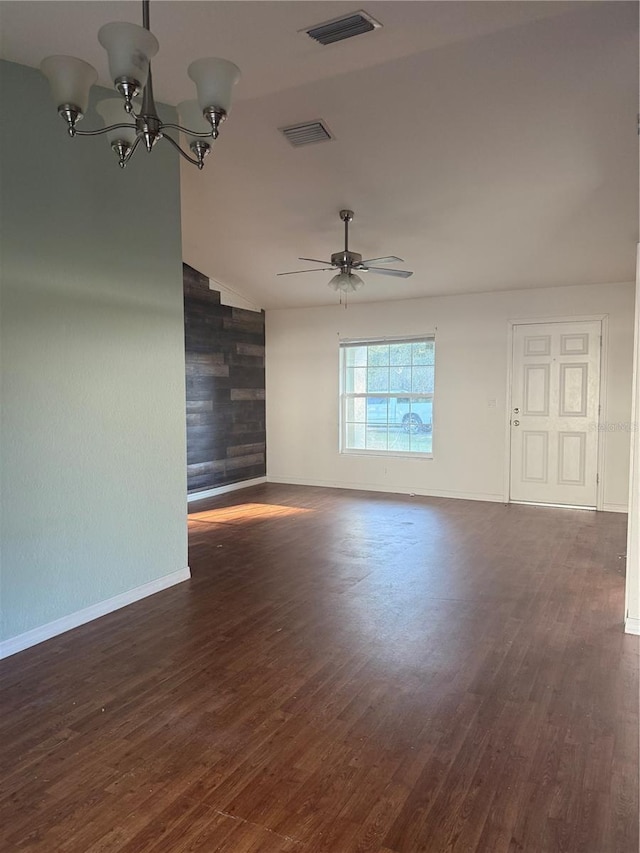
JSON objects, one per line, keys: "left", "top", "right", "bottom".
{"left": 341, "top": 449, "right": 434, "bottom": 460}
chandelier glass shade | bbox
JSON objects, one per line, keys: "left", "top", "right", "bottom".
{"left": 97, "top": 22, "right": 159, "bottom": 91}
{"left": 40, "top": 56, "right": 98, "bottom": 115}
{"left": 39, "top": 0, "right": 240, "bottom": 170}
{"left": 188, "top": 58, "right": 241, "bottom": 114}
{"left": 95, "top": 98, "right": 139, "bottom": 148}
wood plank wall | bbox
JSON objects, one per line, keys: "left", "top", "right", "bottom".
{"left": 183, "top": 263, "right": 266, "bottom": 494}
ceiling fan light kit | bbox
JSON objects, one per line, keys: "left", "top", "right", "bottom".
{"left": 329, "top": 272, "right": 364, "bottom": 292}
{"left": 39, "top": 0, "right": 240, "bottom": 170}
{"left": 278, "top": 209, "right": 413, "bottom": 299}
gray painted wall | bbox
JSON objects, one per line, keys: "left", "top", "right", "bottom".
{"left": 0, "top": 61, "right": 188, "bottom": 642}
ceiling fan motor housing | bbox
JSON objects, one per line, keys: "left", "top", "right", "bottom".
{"left": 331, "top": 250, "right": 362, "bottom": 269}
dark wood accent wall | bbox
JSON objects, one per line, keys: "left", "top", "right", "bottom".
{"left": 183, "top": 263, "right": 266, "bottom": 494}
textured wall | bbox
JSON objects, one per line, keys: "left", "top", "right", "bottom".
{"left": 184, "top": 264, "right": 266, "bottom": 493}
{"left": 0, "top": 61, "right": 188, "bottom": 643}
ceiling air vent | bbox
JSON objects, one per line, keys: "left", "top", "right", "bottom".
{"left": 304, "top": 11, "right": 382, "bottom": 46}
{"left": 280, "top": 120, "right": 333, "bottom": 148}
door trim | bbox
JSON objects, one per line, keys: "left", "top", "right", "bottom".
{"left": 503, "top": 314, "right": 608, "bottom": 510}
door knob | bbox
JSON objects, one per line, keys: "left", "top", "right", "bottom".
{"left": 513, "top": 407, "right": 520, "bottom": 414}
{"left": 513, "top": 420, "right": 520, "bottom": 426}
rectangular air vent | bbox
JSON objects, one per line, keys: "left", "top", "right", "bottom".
{"left": 304, "top": 10, "right": 381, "bottom": 46}
{"left": 279, "top": 120, "right": 333, "bottom": 147}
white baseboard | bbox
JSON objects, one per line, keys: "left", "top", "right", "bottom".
{"left": 625, "top": 616, "right": 640, "bottom": 635}
{"left": 188, "top": 477, "right": 267, "bottom": 503}
{"left": 510, "top": 500, "right": 596, "bottom": 511}
{"left": 602, "top": 503, "right": 628, "bottom": 514}
{"left": 266, "top": 477, "right": 630, "bottom": 513}
{"left": 266, "top": 475, "right": 504, "bottom": 504}
{"left": 0, "top": 567, "right": 191, "bottom": 661}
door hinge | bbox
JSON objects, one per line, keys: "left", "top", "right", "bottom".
{"left": 596, "top": 473, "right": 600, "bottom": 485}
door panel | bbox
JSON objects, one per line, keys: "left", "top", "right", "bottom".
{"left": 523, "top": 364, "right": 550, "bottom": 415}
{"left": 558, "top": 431, "right": 586, "bottom": 485}
{"left": 510, "top": 321, "right": 601, "bottom": 507}
{"left": 522, "top": 431, "right": 549, "bottom": 482}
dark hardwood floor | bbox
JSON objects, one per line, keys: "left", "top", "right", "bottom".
{"left": 1, "top": 484, "right": 638, "bottom": 852}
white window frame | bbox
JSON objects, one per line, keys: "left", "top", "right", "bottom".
{"left": 339, "top": 334, "right": 435, "bottom": 458}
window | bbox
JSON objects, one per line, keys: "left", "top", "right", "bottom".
{"left": 340, "top": 336, "right": 435, "bottom": 456}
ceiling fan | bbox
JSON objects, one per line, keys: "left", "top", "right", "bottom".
{"left": 277, "top": 210, "right": 413, "bottom": 293}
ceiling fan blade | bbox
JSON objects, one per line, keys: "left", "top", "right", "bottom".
{"left": 361, "top": 267, "right": 414, "bottom": 278}
{"left": 299, "top": 257, "right": 333, "bottom": 265}
{"left": 359, "top": 256, "right": 404, "bottom": 265}
{"left": 277, "top": 268, "right": 334, "bottom": 276}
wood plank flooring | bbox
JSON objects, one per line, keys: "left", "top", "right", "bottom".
{"left": 1, "top": 484, "right": 637, "bottom": 852}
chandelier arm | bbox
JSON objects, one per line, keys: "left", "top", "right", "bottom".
{"left": 160, "top": 122, "right": 215, "bottom": 140}
{"left": 161, "top": 132, "right": 202, "bottom": 167}
{"left": 74, "top": 122, "right": 137, "bottom": 137}
{"left": 121, "top": 134, "right": 142, "bottom": 165}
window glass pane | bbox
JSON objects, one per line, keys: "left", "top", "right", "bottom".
{"left": 366, "top": 397, "right": 387, "bottom": 425}
{"left": 412, "top": 365, "right": 434, "bottom": 393}
{"left": 387, "top": 429, "right": 407, "bottom": 451}
{"left": 345, "top": 367, "right": 353, "bottom": 393}
{"left": 344, "top": 368, "right": 352, "bottom": 393}
{"left": 346, "top": 423, "right": 365, "bottom": 449}
{"left": 388, "top": 396, "right": 410, "bottom": 428}
{"left": 409, "top": 430, "right": 433, "bottom": 454}
{"left": 390, "top": 343, "right": 411, "bottom": 366}
{"left": 409, "top": 396, "right": 432, "bottom": 429}
{"left": 412, "top": 341, "right": 435, "bottom": 365}
{"left": 389, "top": 365, "right": 411, "bottom": 393}
{"left": 345, "top": 367, "right": 367, "bottom": 393}
{"left": 411, "top": 398, "right": 433, "bottom": 431}
{"left": 346, "top": 397, "right": 366, "bottom": 422}
{"left": 345, "top": 346, "right": 367, "bottom": 367}
{"left": 368, "top": 345, "right": 389, "bottom": 366}
{"left": 367, "top": 367, "right": 389, "bottom": 392}
{"left": 385, "top": 396, "right": 432, "bottom": 432}
{"left": 366, "top": 426, "right": 388, "bottom": 450}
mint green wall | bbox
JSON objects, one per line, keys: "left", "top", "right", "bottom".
{"left": 0, "top": 61, "right": 188, "bottom": 641}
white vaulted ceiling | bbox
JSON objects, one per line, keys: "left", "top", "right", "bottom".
{"left": 1, "top": 1, "right": 637, "bottom": 308}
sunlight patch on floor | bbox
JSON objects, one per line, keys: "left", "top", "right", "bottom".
{"left": 189, "top": 503, "right": 312, "bottom": 524}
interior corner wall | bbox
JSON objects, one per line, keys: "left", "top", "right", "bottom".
{"left": 0, "top": 61, "right": 188, "bottom": 648}
{"left": 266, "top": 282, "right": 635, "bottom": 508}
{"left": 183, "top": 264, "right": 266, "bottom": 494}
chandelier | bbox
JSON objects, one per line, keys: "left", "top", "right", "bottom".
{"left": 40, "top": 0, "right": 240, "bottom": 170}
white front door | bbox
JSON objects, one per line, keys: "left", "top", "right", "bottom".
{"left": 509, "top": 321, "right": 601, "bottom": 507}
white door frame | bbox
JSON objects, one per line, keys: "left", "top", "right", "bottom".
{"left": 624, "top": 246, "right": 640, "bottom": 633}
{"left": 503, "top": 314, "right": 608, "bottom": 510}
